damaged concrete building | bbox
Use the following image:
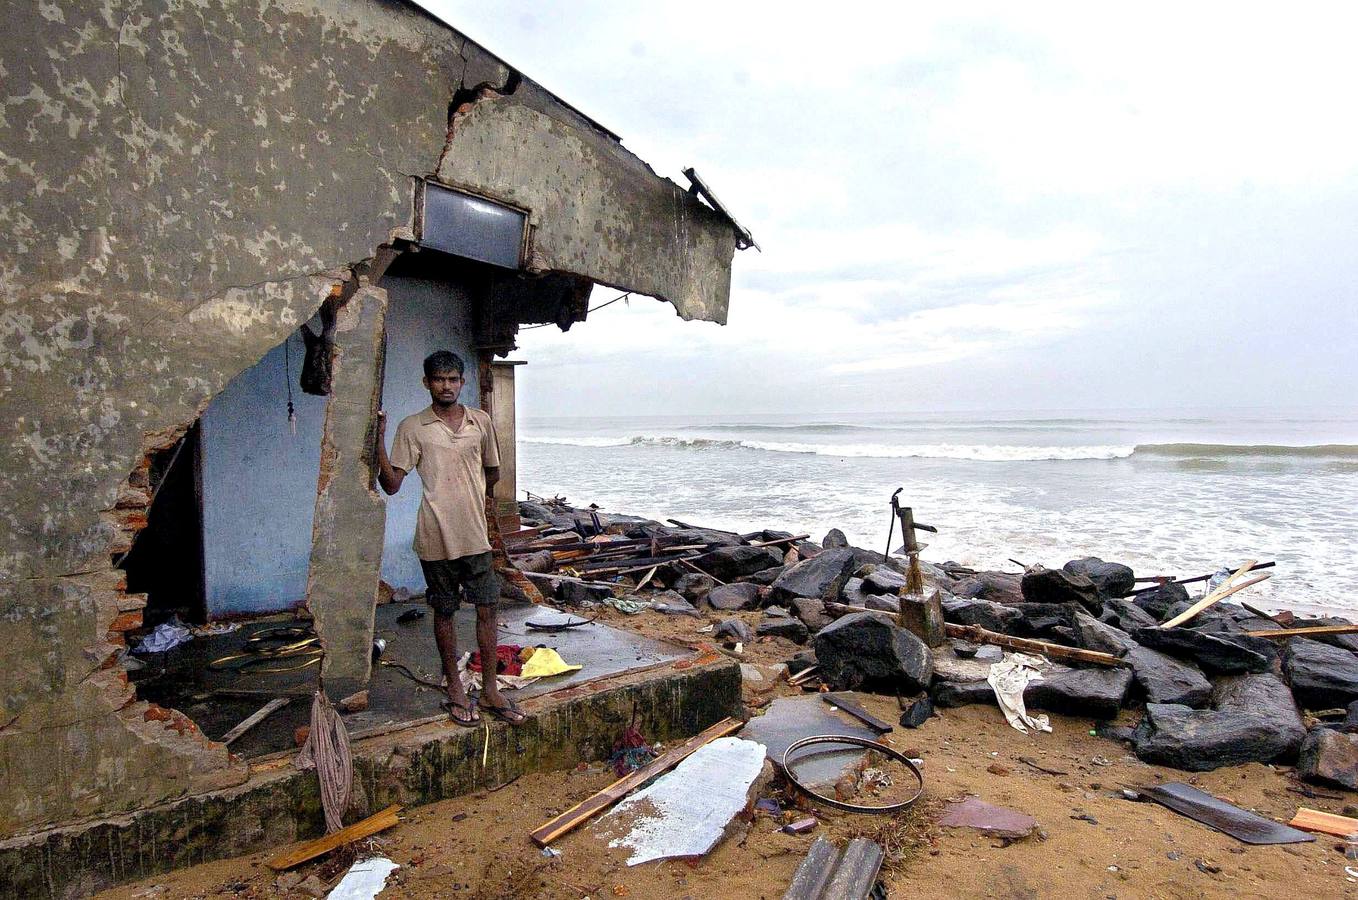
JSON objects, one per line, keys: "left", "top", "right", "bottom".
{"left": 0, "top": 1, "right": 750, "bottom": 893}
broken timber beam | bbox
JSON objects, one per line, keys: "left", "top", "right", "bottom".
{"left": 267, "top": 804, "right": 402, "bottom": 870}
{"left": 219, "top": 697, "right": 290, "bottom": 746}
{"left": 944, "top": 623, "right": 1130, "bottom": 667}
{"left": 1245, "top": 624, "right": 1358, "bottom": 639}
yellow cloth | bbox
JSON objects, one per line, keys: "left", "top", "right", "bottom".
{"left": 520, "top": 647, "right": 582, "bottom": 678}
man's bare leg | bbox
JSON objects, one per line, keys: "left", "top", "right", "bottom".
{"left": 475, "top": 604, "right": 526, "bottom": 724}
{"left": 433, "top": 610, "right": 477, "bottom": 722}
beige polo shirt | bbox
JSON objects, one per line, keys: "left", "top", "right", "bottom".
{"left": 390, "top": 404, "right": 501, "bottom": 561}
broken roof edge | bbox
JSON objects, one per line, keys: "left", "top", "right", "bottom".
{"left": 403, "top": 0, "right": 623, "bottom": 142}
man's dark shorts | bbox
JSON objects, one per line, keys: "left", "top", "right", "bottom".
{"left": 420, "top": 552, "right": 499, "bottom": 616}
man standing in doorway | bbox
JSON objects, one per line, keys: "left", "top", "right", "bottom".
{"left": 376, "top": 350, "right": 526, "bottom": 726}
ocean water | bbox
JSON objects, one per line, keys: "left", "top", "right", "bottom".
{"left": 517, "top": 410, "right": 1358, "bottom": 617}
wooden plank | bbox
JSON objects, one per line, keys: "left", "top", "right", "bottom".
{"left": 266, "top": 804, "right": 402, "bottom": 870}
{"left": 1159, "top": 561, "right": 1260, "bottom": 628}
{"left": 782, "top": 835, "right": 839, "bottom": 900}
{"left": 750, "top": 534, "right": 811, "bottom": 548}
{"left": 823, "top": 837, "right": 884, "bottom": 900}
{"left": 1245, "top": 624, "right": 1358, "bottom": 639}
{"left": 821, "top": 693, "right": 893, "bottom": 733}
{"left": 1288, "top": 806, "right": 1358, "bottom": 837}
{"left": 941, "top": 622, "right": 1130, "bottom": 668}
{"left": 529, "top": 717, "right": 743, "bottom": 847}
{"left": 220, "top": 697, "right": 289, "bottom": 746}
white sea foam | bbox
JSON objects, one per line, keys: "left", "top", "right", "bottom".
{"left": 520, "top": 434, "right": 1137, "bottom": 461}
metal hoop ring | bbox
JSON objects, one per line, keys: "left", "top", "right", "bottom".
{"left": 781, "top": 734, "right": 925, "bottom": 814}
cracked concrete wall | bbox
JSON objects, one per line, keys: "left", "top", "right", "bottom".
{"left": 1, "top": 0, "right": 737, "bottom": 837}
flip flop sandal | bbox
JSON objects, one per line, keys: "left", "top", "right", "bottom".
{"left": 440, "top": 698, "right": 480, "bottom": 727}
{"left": 480, "top": 699, "right": 527, "bottom": 726}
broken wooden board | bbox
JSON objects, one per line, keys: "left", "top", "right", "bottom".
{"left": 1289, "top": 807, "right": 1358, "bottom": 838}
{"left": 266, "top": 805, "right": 402, "bottom": 870}
{"left": 783, "top": 835, "right": 884, "bottom": 900}
{"left": 529, "top": 716, "right": 742, "bottom": 847}
{"left": 220, "top": 697, "right": 289, "bottom": 745}
{"left": 820, "top": 692, "right": 893, "bottom": 733}
{"left": 594, "top": 736, "right": 767, "bottom": 866}
{"left": 1137, "top": 783, "right": 1314, "bottom": 845}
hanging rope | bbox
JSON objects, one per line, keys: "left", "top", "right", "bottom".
{"left": 284, "top": 333, "right": 297, "bottom": 436}
{"left": 296, "top": 691, "right": 353, "bottom": 833}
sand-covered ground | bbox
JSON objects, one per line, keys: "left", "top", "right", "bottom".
{"left": 99, "top": 604, "right": 1358, "bottom": 899}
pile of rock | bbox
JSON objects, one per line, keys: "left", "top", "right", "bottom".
{"left": 516, "top": 501, "right": 1358, "bottom": 783}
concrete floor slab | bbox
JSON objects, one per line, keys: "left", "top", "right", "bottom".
{"left": 131, "top": 603, "right": 684, "bottom": 757}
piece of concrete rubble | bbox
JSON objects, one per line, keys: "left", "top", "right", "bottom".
{"left": 898, "top": 591, "right": 947, "bottom": 648}
{"left": 1296, "top": 728, "right": 1358, "bottom": 790}
{"left": 939, "top": 797, "right": 1039, "bottom": 840}
{"left": 595, "top": 736, "right": 768, "bottom": 866}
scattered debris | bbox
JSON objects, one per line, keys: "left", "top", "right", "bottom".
{"left": 219, "top": 697, "right": 290, "bottom": 745}
{"left": 938, "top": 797, "right": 1038, "bottom": 841}
{"left": 267, "top": 805, "right": 403, "bottom": 871}
{"left": 1289, "top": 807, "right": 1358, "bottom": 838}
{"left": 596, "top": 736, "right": 767, "bottom": 866}
{"left": 987, "top": 653, "right": 1052, "bottom": 734}
{"left": 782, "top": 835, "right": 884, "bottom": 900}
{"left": 134, "top": 616, "right": 194, "bottom": 654}
{"left": 530, "top": 717, "right": 742, "bottom": 847}
{"left": 1016, "top": 756, "right": 1068, "bottom": 776}
{"left": 325, "top": 857, "right": 399, "bottom": 900}
{"left": 782, "top": 735, "right": 923, "bottom": 814}
{"left": 1136, "top": 783, "right": 1314, "bottom": 845}
{"left": 821, "top": 692, "right": 894, "bottom": 733}
{"left": 899, "top": 697, "right": 934, "bottom": 729}
{"left": 783, "top": 817, "right": 818, "bottom": 835}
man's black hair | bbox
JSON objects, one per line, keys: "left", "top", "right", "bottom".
{"left": 423, "top": 350, "right": 465, "bottom": 379}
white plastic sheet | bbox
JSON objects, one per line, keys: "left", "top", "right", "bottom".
{"left": 987, "top": 652, "right": 1052, "bottom": 734}
{"left": 326, "top": 857, "right": 399, "bottom": 899}
{"left": 598, "top": 736, "right": 766, "bottom": 865}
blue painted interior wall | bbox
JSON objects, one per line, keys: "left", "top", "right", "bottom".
{"left": 378, "top": 276, "right": 480, "bottom": 592}
{"left": 199, "top": 331, "right": 326, "bottom": 617}
{"left": 199, "top": 275, "right": 480, "bottom": 618}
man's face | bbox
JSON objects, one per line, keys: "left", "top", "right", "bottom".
{"left": 424, "top": 369, "right": 464, "bottom": 406}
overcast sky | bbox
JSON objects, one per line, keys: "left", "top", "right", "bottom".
{"left": 427, "top": 1, "right": 1358, "bottom": 418}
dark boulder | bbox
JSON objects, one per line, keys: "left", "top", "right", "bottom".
{"left": 1020, "top": 566, "right": 1101, "bottom": 612}
{"left": 900, "top": 697, "right": 935, "bottom": 728}
{"left": 791, "top": 597, "right": 833, "bottom": 633}
{"left": 931, "top": 678, "right": 996, "bottom": 708}
{"left": 707, "top": 582, "right": 762, "bottom": 611}
{"left": 1131, "top": 626, "right": 1271, "bottom": 675}
{"left": 841, "top": 577, "right": 871, "bottom": 608}
{"left": 941, "top": 596, "right": 1024, "bottom": 633}
{"left": 1126, "top": 645, "right": 1212, "bottom": 708}
{"left": 649, "top": 526, "right": 744, "bottom": 548}
{"left": 822, "top": 528, "right": 850, "bottom": 549}
{"left": 770, "top": 549, "right": 858, "bottom": 603}
{"left": 673, "top": 572, "right": 716, "bottom": 604}
{"left": 1344, "top": 699, "right": 1358, "bottom": 733}
{"left": 1296, "top": 728, "right": 1358, "bottom": 790}
{"left": 715, "top": 618, "right": 754, "bottom": 643}
{"left": 862, "top": 568, "right": 909, "bottom": 595}
{"left": 1024, "top": 666, "right": 1133, "bottom": 719}
{"left": 1132, "top": 673, "right": 1305, "bottom": 770}
{"left": 1063, "top": 557, "right": 1135, "bottom": 598}
{"left": 955, "top": 572, "right": 1023, "bottom": 606}
{"left": 1073, "top": 612, "right": 1135, "bottom": 656}
{"left": 1132, "top": 582, "right": 1190, "bottom": 620}
{"left": 864, "top": 593, "right": 900, "bottom": 614}
{"left": 1284, "top": 639, "right": 1358, "bottom": 709}
{"left": 1100, "top": 598, "right": 1160, "bottom": 631}
{"left": 814, "top": 611, "right": 932, "bottom": 693}
{"left": 757, "top": 617, "right": 809, "bottom": 644}
{"left": 1292, "top": 617, "right": 1358, "bottom": 654}
{"left": 742, "top": 566, "right": 786, "bottom": 586}
{"left": 786, "top": 650, "right": 817, "bottom": 677}
{"left": 1010, "top": 602, "right": 1081, "bottom": 639}
{"left": 701, "top": 545, "right": 784, "bottom": 581}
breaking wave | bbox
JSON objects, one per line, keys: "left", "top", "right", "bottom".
{"left": 522, "top": 434, "right": 1137, "bottom": 460}
{"left": 523, "top": 436, "right": 1358, "bottom": 462}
